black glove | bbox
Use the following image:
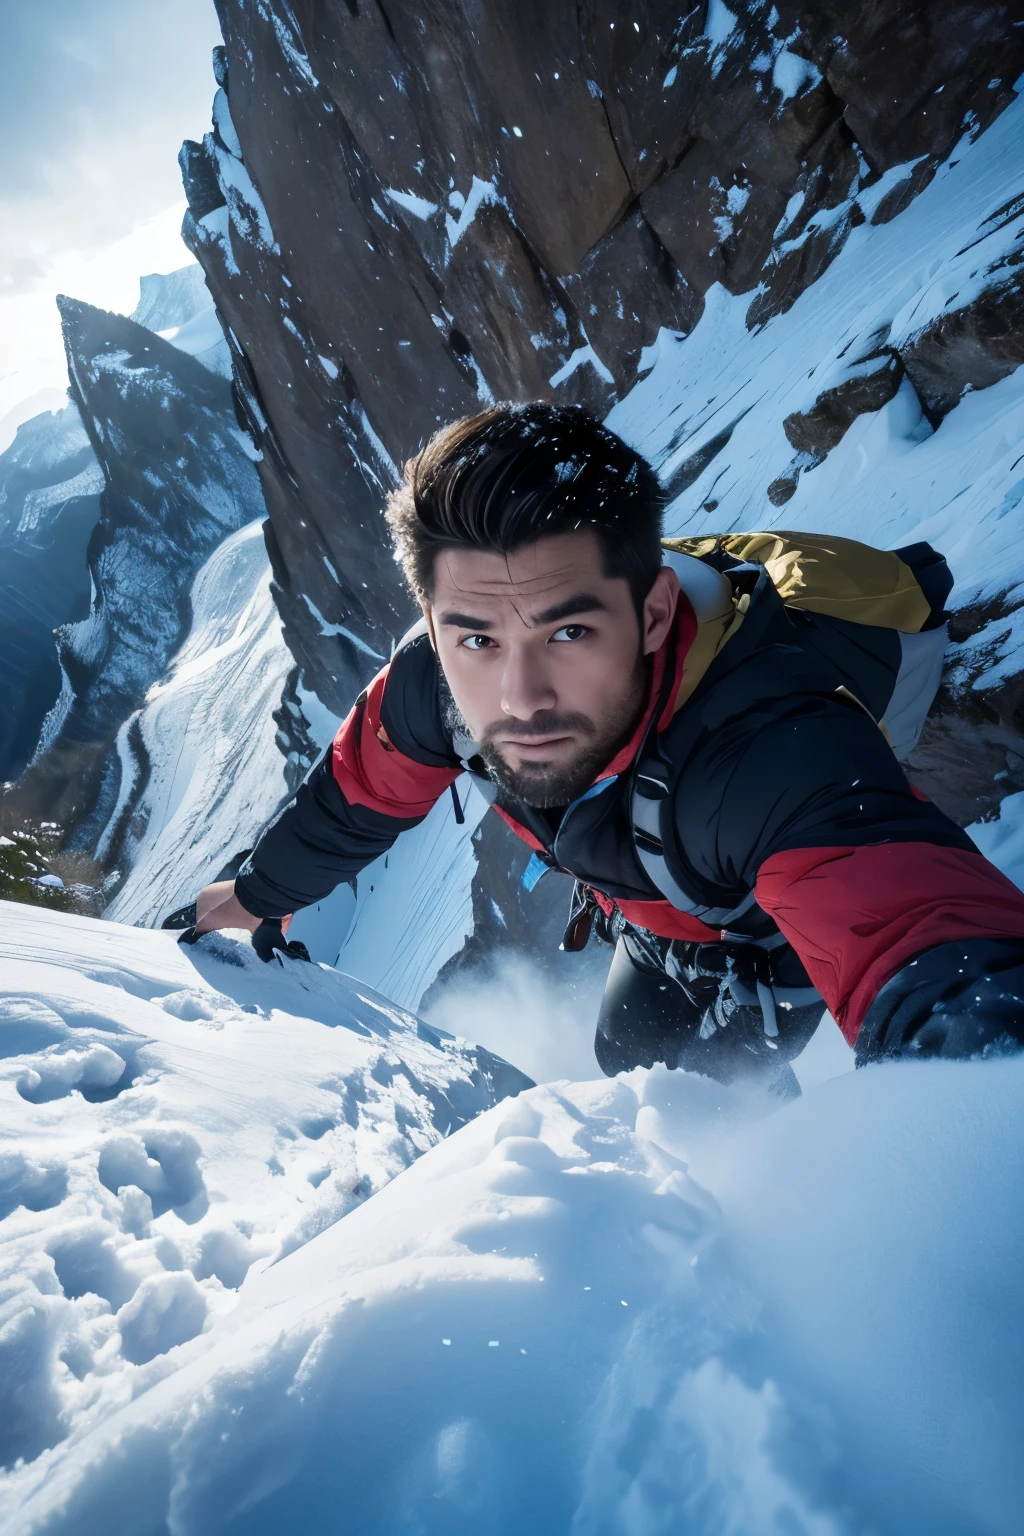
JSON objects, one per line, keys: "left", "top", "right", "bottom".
{"left": 175, "top": 914, "right": 310, "bottom": 963}
{"left": 250, "top": 918, "right": 311, "bottom": 964}
{"left": 857, "top": 937, "right": 1024, "bottom": 1064}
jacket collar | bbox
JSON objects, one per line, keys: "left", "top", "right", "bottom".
{"left": 596, "top": 592, "right": 697, "bottom": 782}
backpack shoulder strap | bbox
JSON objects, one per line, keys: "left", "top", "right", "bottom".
{"left": 630, "top": 739, "right": 757, "bottom": 928}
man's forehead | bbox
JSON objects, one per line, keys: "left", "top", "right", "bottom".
{"left": 435, "top": 532, "right": 607, "bottom": 599}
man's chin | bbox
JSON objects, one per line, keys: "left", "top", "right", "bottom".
{"left": 481, "top": 746, "right": 603, "bottom": 810}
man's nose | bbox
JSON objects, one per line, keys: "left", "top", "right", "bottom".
{"left": 500, "top": 644, "right": 557, "bottom": 718}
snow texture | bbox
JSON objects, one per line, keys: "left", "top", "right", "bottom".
{"left": 0, "top": 900, "right": 529, "bottom": 1506}
{"left": 324, "top": 780, "right": 491, "bottom": 1012}
{"left": 969, "top": 790, "right": 1024, "bottom": 890}
{"left": 103, "top": 520, "right": 298, "bottom": 925}
{"left": 0, "top": 896, "right": 1020, "bottom": 1533}
{"left": 609, "top": 92, "right": 1024, "bottom": 681}
{"left": 130, "top": 265, "right": 210, "bottom": 335}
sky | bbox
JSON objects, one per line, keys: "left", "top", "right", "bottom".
{"left": 0, "top": 0, "right": 223, "bottom": 449}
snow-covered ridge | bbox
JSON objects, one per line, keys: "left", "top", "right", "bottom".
{"left": 103, "top": 519, "right": 307, "bottom": 925}
{"left": 0, "top": 262, "right": 236, "bottom": 788}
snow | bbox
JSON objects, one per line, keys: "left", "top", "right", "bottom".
{"left": 1, "top": 899, "right": 1020, "bottom": 1532}
{"left": 324, "top": 780, "right": 491, "bottom": 1011}
{"left": 194, "top": 205, "right": 240, "bottom": 278}
{"left": 12, "top": 462, "right": 105, "bottom": 538}
{"left": 385, "top": 187, "right": 440, "bottom": 221}
{"left": 446, "top": 177, "right": 501, "bottom": 248}
{"left": 969, "top": 790, "right": 1024, "bottom": 890}
{"left": 772, "top": 48, "right": 821, "bottom": 100}
{"left": 548, "top": 343, "right": 615, "bottom": 389}
{"left": 210, "top": 141, "right": 279, "bottom": 253}
{"left": 131, "top": 266, "right": 210, "bottom": 335}
{"left": 704, "top": 0, "right": 738, "bottom": 49}
{"left": 212, "top": 88, "right": 243, "bottom": 162}
{"left": 157, "top": 306, "right": 232, "bottom": 380}
{"left": 103, "top": 521, "right": 296, "bottom": 926}
{"left": 0, "top": 900, "right": 528, "bottom": 1502}
{"left": 608, "top": 91, "right": 1024, "bottom": 681}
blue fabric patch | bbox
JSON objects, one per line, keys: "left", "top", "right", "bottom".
{"left": 575, "top": 775, "right": 618, "bottom": 804}
{"left": 521, "top": 852, "right": 549, "bottom": 892}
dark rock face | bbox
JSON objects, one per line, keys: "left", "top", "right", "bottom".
{"left": 182, "top": 2, "right": 1024, "bottom": 711}
{"left": 783, "top": 352, "right": 904, "bottom": 459}
{"left": 899, "top": 265, "right": 1024, "bottom": 422}
{"left": 767, "top": 348, "right": 906, "bottom": 501}
{"left": 0, "top": 405, "right": 102, "bottom": 782}
{"left": 905, "top": 599, "right": 1024, "bottom": 827}
{"left": 16, "top": 299, "right": 263, "bottom": 843}
{"left": 774, "top": 0, "right": 1023, "bottom": 180}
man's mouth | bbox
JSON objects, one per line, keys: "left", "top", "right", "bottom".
{"left": 495, "top": 734, "right": 576, "bottom": 759}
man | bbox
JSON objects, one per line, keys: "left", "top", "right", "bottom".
{"left": 192, "top": 403, "right": 1024, "bottom": 1093}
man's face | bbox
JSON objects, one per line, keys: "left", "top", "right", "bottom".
{"left": 427, "top": 530, "right": 679, "bottom": 807}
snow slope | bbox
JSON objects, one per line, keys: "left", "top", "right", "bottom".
{"left": 131, "top": 264, "right": 231, "bottom": 378}
{"left": 0, "top": 900, "right": 1020, "bottom": 1534}
{"left": 104, "top": 520, "right": 303, "bottom": 925}
{"left": 0, "top": 902, "right": 529, "bottom": 1482}
{"left": 610, "top": 91, "right": 1024, "bottom": 686}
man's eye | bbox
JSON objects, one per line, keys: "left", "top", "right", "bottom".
{"left": 551, "top": 624, "right": 590, "bottom": 642}
{"left": 460, "top": 634, "right": 496, "bottom": 651}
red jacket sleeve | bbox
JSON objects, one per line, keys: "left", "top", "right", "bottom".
{"left": 332, "top": 664, "right": 460, "bottom": 816}
{"left": 236, "top": 640, "right": 461, "bottom": 918}
{"left": 755, "top": 842, "right": 1024, "bottom": 1043}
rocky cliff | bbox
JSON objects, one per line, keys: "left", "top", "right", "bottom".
{"left": 0, "top": 405, "right": 103, "bottom": 782}
{"left": 15, "top": 297, "right": 265, "bottom": 848}
{"left": 180, "top": 0, "right": 1024, "bottom": 715}
{"left": 169, "top": 1, "right": 1024, "bottom": 990}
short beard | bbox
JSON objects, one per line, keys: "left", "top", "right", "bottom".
{"left": 438, "top": 659, "right": 648, "bottom": 810}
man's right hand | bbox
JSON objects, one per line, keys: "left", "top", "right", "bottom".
{"left": 193, "top": 879, "right": 264, "bottom": 936}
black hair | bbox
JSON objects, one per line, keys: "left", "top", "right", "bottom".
{"left": 385, "top": 402, "right": 665, "bottom": 613}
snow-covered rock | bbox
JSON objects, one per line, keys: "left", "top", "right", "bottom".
{"left": 0, "top": 263, "right": 240, "bottom": 796}
{"left": 0, "top": 899, "right": 1020, "bottom": 1534}
{"left": 130, "top": 265, "right": 211, "bottom": 335}
{"left": 16, "top": 297, "right": 265, "bottom": 853}
{"left": 0, "top": 405, "right": 103, "bottom": 781}
{"left": 609, "top": 90, "right": 1024, "bottom": 824}
{"left": 131, "top": 262, "right": 232, "bottom": 380}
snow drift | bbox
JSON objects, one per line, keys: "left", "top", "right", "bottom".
{"left": 0, "top": 900, "right": 1021, "bottom": 1534}
{"left": 0, "top": 903, "right": 528, "bottom": 1486}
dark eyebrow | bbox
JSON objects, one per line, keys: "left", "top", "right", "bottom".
{"left": 438, "top": 593, "right": 609, "bottom": 631}
{"left": 439, "top": 611, "right": 494, "bottom": 629}
{"left": 531, "top": 593, "right": 608, "bottom": 626}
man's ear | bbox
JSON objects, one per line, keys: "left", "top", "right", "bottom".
{"left": 641, "top": 565, "right": 679, "bottom": 655}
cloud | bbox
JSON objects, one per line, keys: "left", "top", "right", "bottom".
{"left": 0, "top": 0, "right": 222, "bottom": 435}
{"left": 0, "top": 0, "right": 222, "bottom": 296}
